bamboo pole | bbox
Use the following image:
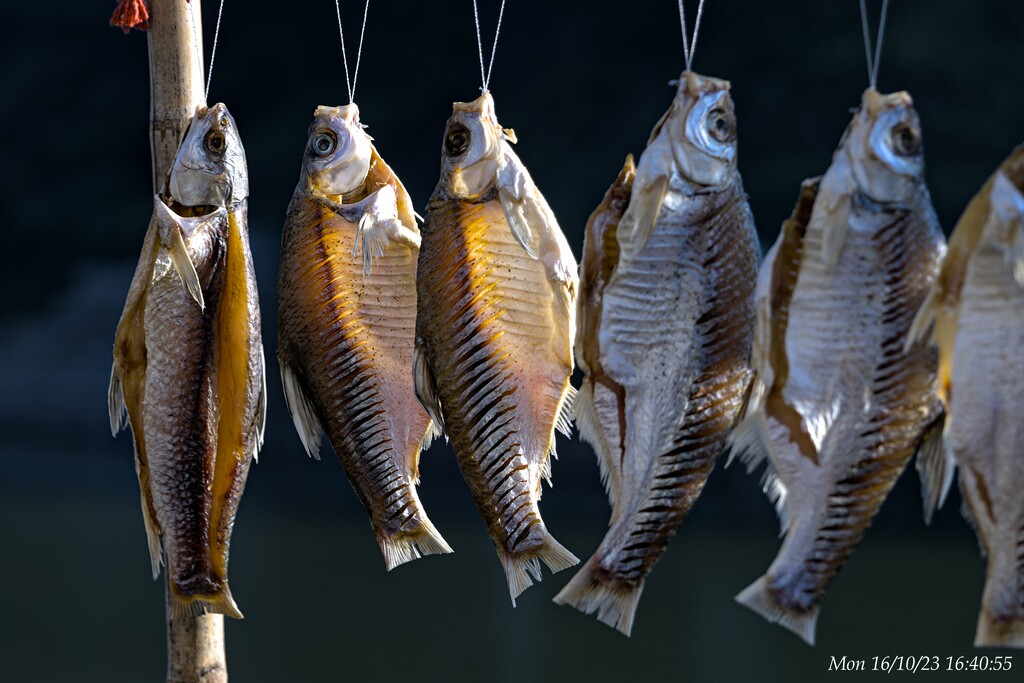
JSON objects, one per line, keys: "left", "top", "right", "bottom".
{"left": 145, "top": 1, "right": 228, "bottom": 681}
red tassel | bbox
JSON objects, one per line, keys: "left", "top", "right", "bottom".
{"left": 110, "top": 0, "right": 150, "bottom": 34}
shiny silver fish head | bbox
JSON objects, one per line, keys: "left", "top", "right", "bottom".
{"left": 840, "top": 88, "right": 924, "bottom": 204}
{"left": 659, "top": 71, "right": 738, "bottom": 186}
{"left": 301, "top": 103, "right": 373, "bottom": 195}
{"left": 168, "top": 103, "right": 248, "bottom": 207}
{"left": 439, "top": 91, "right": 507, "bottom": 197}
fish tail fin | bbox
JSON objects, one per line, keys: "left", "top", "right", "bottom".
{"left": 735, "top": 575, "right": 818, "bottom": 646}
{"left": 378, "top": 521, "right": 454, "bottom": 571}
{"left": 168, "top": 587, "right": 243, "bottom": 620}
{"left": 553, "top": 559, "right": 643, "bottom": 636}
{"left": 975, "top": 612, "right": 1024, "bottom": 648}
{"left": 499, "top": 532, "right": 579, "bottom": 605}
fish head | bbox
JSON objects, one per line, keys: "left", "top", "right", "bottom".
{"left": 842, "top": 88, "right": 924, "bottom": 204}
{"left": 440, "top": 92, "right": 505, "bottom": 197}
{"left": 301, "top": 103, "right": 373, "bottom": 196}
{"left": 168, "top": 103, "right": 248, "bottom": 207}
{"left": 661, "top": 71, "right": 738, "bottom": 187}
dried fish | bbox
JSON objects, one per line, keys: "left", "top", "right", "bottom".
{"left": 414, "top": 92, "right": 579, "bottom": 603}
{"left": 109, "top": 103, "right": 265, "bottom": 619}
{"left": 554, "top": 72, "right": 760, "bottom": 635}
{"left": 277, "top": 104, "right": 451, "bottom": 570}
{"left": 908, "top": 145, "right": 1024, "bottom": 648}
{"left": 731, "top": 88, "right": 946, "bottom": 644}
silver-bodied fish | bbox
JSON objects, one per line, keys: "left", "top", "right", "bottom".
{"left": 109, "top": 103, "right": 265, "bottom": 619}
{"left": 731, "top": 88, "right": 946, "bottom": 645}
{"left": 908, "top": 145, "right": 1024, "bottom": 648}
{"left": 554, "top": 72, "right": 760, "bottom": 635}
{"left": 414, "top": 92, "right": 579, "bottom": 603}
{"left": 278, "top": 104, "right": 451, "bottom": 570}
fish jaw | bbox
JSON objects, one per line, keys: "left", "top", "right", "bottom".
{"left": 278, "top": 176, "right": 448, "bottom": 570}
{"left": 416, "top": 195, "right": 577, "bottom": 600}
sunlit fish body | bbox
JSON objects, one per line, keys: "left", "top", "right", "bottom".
{"left": 414, "top": 92, "right": 579, "bottom": 603}
{"left": 909, "top": 146, "right": 1024, "bottom": 648}
{"left": 109, "top": 103, "right": 265, "bottom": 619}
{"left": 553, "top": 72, "right": 760, "bottom": 635}
{"left": 277, "top": 104, "right": 450, "bottom": 570}
{"left": 731, "top": 89, "right": 946, "bottom": 644}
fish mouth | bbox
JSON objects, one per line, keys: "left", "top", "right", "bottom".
{"left": 165, "top": 200, "right": 221, "bottom": 217}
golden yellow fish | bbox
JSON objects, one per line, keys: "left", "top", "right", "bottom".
{"left": 414, "top": 92, "right": 579, "bottom": 603}
{"left": 908, "top": 145, "right": 1024, "bottom": 648}
{"left": 732, "top": 88, "right": 946, "bottom": 645}
{"left": 555, "top": 72, "right": 759, "bottom": 635}
{"left": 277, "top": 104, "right": 450, "bottom": 569}
{"left": 109, "top": 103, "right": 265, "bottom": 619}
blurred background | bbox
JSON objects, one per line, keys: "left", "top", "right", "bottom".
{"left": 2, "top": 1, "right": 1023, "bottom": 680}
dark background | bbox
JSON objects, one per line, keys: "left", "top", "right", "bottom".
{"left": 2, "top": 1, "right": 1022, "bottom": 681}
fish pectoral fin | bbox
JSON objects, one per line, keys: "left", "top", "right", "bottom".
{"left": 497, "top": 154, "right": 539, "bottom": 259}
{"left": 809, "top": 157, "right": 853, "bottom": 272}
{"left": 108, "top": 364, "right": 127, "bottom": 436}
{"left": 915, "top": 409, "right": 954, "bottom": 525}
{"left": 905, "top": 287, "right": 938, "bottom": 352}
{"left": 279, "top": 360, "right": 324, "bottom": 459}
{"left": 617, "top": 175, "right": 668, "bottom": 256}
{"left": 413, "top": 341, "right": 445, "bottom": 435}
{"left": 156, "top": 204, "right": 205, "bottom": 310}
{"left": 353, "top": 185, "right": 420, "bottom": 278}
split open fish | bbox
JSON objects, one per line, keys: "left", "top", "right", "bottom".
{"left": 553, "top": 72, "right": 760, "bottom": 635}
{"left": 414, "top": 92, "right": 579, "bottom": 603}
{"left": 908, "top": 145, "right": 1024, "bottom": 648}
{"left": 277, "top": 103, "right": 450, "bottom": 570}
{"left": 109, "top": 103, "right": 265, "bottom": 619}
{"left": 730, "top": 88, "right": 946, "bottom": 645}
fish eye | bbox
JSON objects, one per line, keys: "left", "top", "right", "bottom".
{"left": 445, "top": 124, "right": 470, "bottom": 157}
{"left": 706, "top": 108, "right": 736, "bottom": 143}
{"left": 891, "top": 123, "right": 921, "bottom": 157}
{"left": 204, "top": 130, "right": 226, "bottom": 155}
{"left": 311, "top": 131, "right": 337, "bottom": 157}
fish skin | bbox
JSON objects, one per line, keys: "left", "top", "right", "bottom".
{"left": 733, "top": 89, "right": 946, "bottom": 645}
{"left": 554, "top": 72, "right": 760, "bottom": 636}
{"left": 914, "top": 146, "right": 1024, "bottom": 648}
{"left": 109, "top": 103, "right": 265, "bottom": 619}
{"left": 277, "top": 104, "right": 450, "bottom": 570}
{"left": 415, "top": 92, "right": 579, "bottom": 603}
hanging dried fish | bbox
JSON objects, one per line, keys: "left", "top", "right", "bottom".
{"left": 414, "top": 92, "right": 579, "bottom": 603}
{"left": 109, "top": 103, "right": 265, "bottom": 619}
{"left": 908, "top": 145, "right": 1024, "bottom": 648}
{"left": 553, "top": 72, "right": 760, "bottom": 635}
{"left": 277, "top": 104, "right": 451, "bottom": 570}
{"left": 731, "top": 88, "right": 946, "bottom": 645}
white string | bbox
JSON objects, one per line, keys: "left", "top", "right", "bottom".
{"left": 205, "top": 0, "right": 226, "bottom": 100}
{"left": 678, "top": 0, "right": 707, "bottom": 72}
{"left": 336, "top": 0, "right": 371, "bottom": 104}
{"left": 472, "top": 0, "right": 507, "bottom": 92}
{"left": 859, "top": 0, "right": 891, "bottom": 90}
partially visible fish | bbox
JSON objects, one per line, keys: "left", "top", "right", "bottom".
{"left": 731, "top": 88, "right": 946, "bottom": 645}
{"left": 109, "top": 103, "right": 265, "bottom": 619}
{"left": 414, "top": 92, "right": 579, "bottom": 603}
{"left": 277, "top": 104, "right": 450, "bottom": 570}
{"left": 908, "top": 145, "right": 1024, "bottom": 648}
{"left": 554, "top": 72, "right": 760, "bottom": 635}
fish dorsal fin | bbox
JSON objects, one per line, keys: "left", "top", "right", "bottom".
{"left": 808, "top": 152, "right": 854, "bottom": 272}
{"left": 279, "top": 360, "right": 324, "bottom": 459}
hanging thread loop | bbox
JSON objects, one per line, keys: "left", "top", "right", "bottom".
{"left": 859, "top": 0, "right": 891, "bottom": 90}
{"left": 205, "top": 0, "right": 226, "bottom": 100}
{"left": 678, "top": 0, "right": 707, "bottom": 72}
{"left": 473, "top": 0, "right": 507, "bottom": 93}
{"left": 336, "top": 0, "right": 371, "bottom": 104}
